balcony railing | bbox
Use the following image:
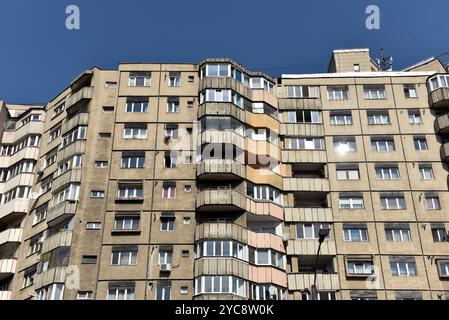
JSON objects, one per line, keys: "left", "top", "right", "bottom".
{"left": 0, "top": 259, "right": 17, "bottom": 275}
{"left": 283, "top": 177, "right": 330, "bottom": 192}
{"left": 41, "top": 230, "right": 73, "bottom": 254}
{"left": 429, "top": 87, "right": 449, "bottom": 108}
{"left": 66, "top": 86, "right": 93, "bottom": 110}
{"left": 0, "top": 228, "right": 23, "bottom": 246}
{"left": 47, "top": 200, "right": 77, "bottom": 226}
{"left": 197, "top": 159, "right": 246, "bottom": 179}
{"left": 287, "top": 273, "right": 340, "bottom": 291}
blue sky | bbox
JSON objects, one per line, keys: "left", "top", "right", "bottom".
{"left": 0, "top": 0, "right": 448, "bottom": 103}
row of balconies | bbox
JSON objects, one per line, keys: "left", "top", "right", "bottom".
{"left": 1, "top": 121, "right": 44, "bottom": 145}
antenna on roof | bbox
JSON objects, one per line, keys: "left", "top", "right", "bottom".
{"left": 376, "top": 48, "right": 394, "bottom": 71}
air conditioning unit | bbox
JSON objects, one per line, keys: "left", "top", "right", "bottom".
{"left": 160, "top": 264, "right": 172, "bottom": 272}
{"left": 282, "top": 233, "right": 290, "bottom": 242}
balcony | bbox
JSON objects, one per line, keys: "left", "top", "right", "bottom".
{"left": 0, "top": 199, "right": 30, "bottom": 221}
{"left": 0, "top": 259, "right": 17, "bottom": 275}
{"left": 61, "top": 113, "right": 89, "bottom": 135}
{"left": 287, "top": 273, "right": 340, "bottom": 291}
{"left": 70, "top": 70, "right": 93, "bottom": 91}
{"left": 200, "top": 77, "right": 251, "bottom": 99}
{"left": 284, "top": 207, "right": 333, "bottom": 223}
{"left": 1, "top": 121, "right": 44, "bottom": 144}
{"left": 0, "top": 147, "right": 40, "bottom": 168}
{"left": 34, "top": 267, "right": 66, "bottom": 290}
{"left": 198, "top": 130, "right": 245, "bottom": 150}
{"left": 245, "top": 112, "right": 279, "bottom": 132}
{"left": 283, "top": 177, "right": 330, "bottom": 192}
{"left": 280, "top": 123, "right": 324, "bottom": 137}
{"left": 47, "top": 200, "right": 77, "bottom": 226}
{"left": 194, "top": 294, "right": 245, "bottom": 300}
{"left": 194, "top": 257, "right": 248, "bottom": 279}
{"left": 429, "top": 87, "right": 449, "bottom": 108}
{"left": 196, "top": 189, "right": 284, "bottom": 220}
{"left": 41, "top": 231, "right": 73, "bottom": 254}
{"left": 0, "top": 228, "right": 23, "bottom": 246}
{"left": 246, "top": 166, "right": 283, "bottom": 190}
{"left": 66, "top": 86, "right": 93, "bottom": 111}
{"left": 197, "top": 159, "right": 246, "bottom": 180}
{"left": 286, "top": 239, "right": 336, "bottom": 256}
{"left": 441, "top": 143, "right": 449, "bottom": 162}
{"left": 52, "top": 169, "right": 82, "bottom": 191}
{"left": 281, "top": 149, "right": 327, "bottom": 164}
{"left": 0, "top": 291, "right": 11, "bottom": 300}
{"left": 198, "top": 102, "right": 246, "bottom": 123}
{"left": 278, "top": 98, "right": 321, "bottom": 110}
{"left": 56, "top": 140, "right": 86, "bottom": 163}
{"left": 248, "top": 265, "right": 287, "bottom": 288}
{"left": 246, "top": 139, "right": 281, "bottom": 163}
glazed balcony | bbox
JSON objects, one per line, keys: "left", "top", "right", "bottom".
{"left": 196, "top": 188, "right": 284, "bottom": 220}
{"left": 198, "top": 102, "right": 246, "bottom": 123}
{"left": 0, "top": 147, "right": 39, "bottom": 168}
{"left": 41, "top": 231, "right": 73, "bottom": 254}
{"left": 194, "top": 257, "right": 248, "bottom": 279}
{"left": 52, "top": 169, "right": 82, "bottom": 192}
{"left": 283, "top": 177, "right": 330, "bottom": 192}
{"left": 1, "top": 121, "right": 44, "bottom": 144}
{"left": 0, "top": 228, "right": 23, "bottom": 246}
{"left": 0, "top": 259, "right": 17, "bottom": 275}
{"left": 56, "top": 140, "right": 86, "bottom": 164}
{"left": 0, "top": 199, "right": 30, "bottom": 221}
{"left": 200, "top": 77, "right": 251, "bottom": 99}
{"left": 441, "top": 143, "right": 449, "bottom": 162}
{"left": 61, "top": 113, "right": 89, "bottom": 135}
{"left": 66, "top": 86, "right": 93, "bottom": 111}
{"left": 47, "top": 200, "right": 77, "bottom": 227}
{"left": 34, "top": 267, "right": 67, "bottom": 290}
{"left": 287, "top": 273, "right": 339, "bottom": 292}
{"left": 429, "top": 87, "right": 449, "bottom": 108}
{"left": 197, "top": 159, "right": 246, "bottom": 180}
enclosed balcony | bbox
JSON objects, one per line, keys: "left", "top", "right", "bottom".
{"left": 428, "top": 74, "right": 449, "bottom": 108}
{"left": 52, "top": 169, "right": 82, "bottom": 192}
{"left": 66, "top": 86, "right": 93, "bottom": 111}
{"left": 198, "top": 102, "right": 246, "bottom": 123}
{"left": 41, "top": 231, "right": 73, "bottom": 254}
{"left": 47, "top": 200, "right": 77, "bottom": 227}
{"left": 62, "top": 113, "right": 89, "bottom": 135}
{"left": 34, "top": 267, "right": 67, "bottom": 290}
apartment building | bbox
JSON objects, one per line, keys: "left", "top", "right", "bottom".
{"left": 1, "top": 48, "right": 449, "bottom": 300}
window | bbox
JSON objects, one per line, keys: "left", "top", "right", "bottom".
{"left": 343, "top": 227, "right": 368, "bottom": 242}
{"left": 23, "top": 265, "right": 37, "bottom": 288}
{"left": 353, "top": 64, "right": 360, "bottom": 72}
{"left": 53, "top": 184, "right": 80, "bottom": 205}
{"left": 121, "top": 152, "right": 145, "bottom": 168}
{"left": 123, "top": 124, "right": 147, "bottom": 139}
{"left": 164, "top": 152, "right": 177, "bottom": 168}
{"left": 286, "top": 110, "right": 320, "bottom": 123}
{"left": 77, "top": 291, "right": 93, "bottom": 300}
{"left": 41, "top": 176, "right": 53, "bottom": 194}
{"left": 413, "top": 137, "right": 428, "bottom": 150}
{"left": 54, "top": 104, "right": 65, "bottom": 116}
{"left": 371, "top": 137, "right": 395, "bottom": 152}
{"left": 375, "top": 165, "right": 400, "bottom": 180}
{"left": 180, "top": 287, "right": 188, "bottom": 295}
{"left": 419, "top": 164, "right": 434, "bottom": 180}
{"left": 107, "top": 284, "right": 135, "bottom": 300}
{"left": 339, "top": 194, "right": 364, "bottom": 209}
{"left": 57, "top": 154, "right": 82, "bottom": 176}
{"left": 111, "top": 248, "right": 138, "bottom": 266}
{"left": 126, "top": 98, "right": 149, "bottom": 113}
{"left": 195, "top": 276, "right": 245, "bottom": 297}
{"left": 438, "top": 261, "right": 449, "bottom": 277}
{"left": 404, "top": 84, "right": 417, "bottom": 98}
{"left": 380, "top": 193, "right": 406, "bottom": 210}
{"left": 289, "top": 137, "right": 324, "bottom": 150}
{"left": 203, "top": 64, "right": 231, "bottom": 77}
{"left": 160, "top": 213, "right": 175, "bottom": 231}
{"left": 117, "top": 184, "right": 143, "bottom": 200}
{"left": 367, "top": 110, "right": 390, "bottom": 125}
{"left": 90, "top": 190, "right": 105, "bottom": 198}
{"left": 327, "top": 86, "right": 349, "bottom": 100}
{"left": 102, "top": 106, "right": 115, "bottom": 112}
{"left": 385, "top": 227, "right": 411, "bottom": 242}
{"left": 428, "top": 74, "right": 449, "bottom": 91}
{"left": 162, "top": 181, "right": 176, "bottom": 198}
{"left": 156, "top": 284, "right": 172, "bottom": 300}
{"left": 181, "top": 250, "right": 189, "bottom": 257}
{"left": 408, "top": 109, "right": 422, "bottom": 124}
{"left": 128, "top": 72, "right": 151, "bottom": 87}
{"left": 301, "top": 291, "right": 336, "bottom": 301}
{"left": 29, "top": 234, "right": 43, "bottom": 255}
{"left": 166, "top": 97, "right": 180, "bottom": 113}
{"left": 330, "top": 111, "right": 352, "bottom": 125}
{"left": 425, "top": 193, "right": 441, "bottom": 210}
{"left": 49, "top": 125, "right": 61, "bottom": 142}
{"left": 183, "top": 217, "right": 191, "bottom": 224}
{"left": 165, "top": 124, "right": 179, "bottom": 139}
{"left": 200, "top": 89, "right": 242, "bottom": 107}
{"left": 114, "top": 213, "right": 140, "bottom": 231}
{"left": 336, "top": 164, "right": 359, "bottom": 180}
{"left": 285, "top": 85, "right": 319, "bottom": 98}
{"left": 86, "top": 222, "right": 102, "bottom": 230}
{"left": 38, "top": 247, "right": 70, "bottom": 273}
{"left": 61, "top": 126, "right": 86, "bottom": 148}
{"left": 81, "top": 255, "right": 97, "bottom": 264}
{"left": 105, "top": 82, "right": 117, "bottom": 88}
{"left": 158, "top": 249, "right": 173, "bottom": 265}
{"left": 33, "top": 204, "right": 48, "bottom": 226}
{"left": 364, "top": 85, "right": 386, "bottom": 99}
{"left": 247, "top": 184, "right": 282, "bottom": 205}
{"left": 390, "top": 260, "right": 417, "bottom": 276}
{"left": 168, "top": 72, "right": 181, "bottom": 87}
{"left": 45, "top": 149, "right": 57, "bottom": 167}
{"left": 184, "top": 185, "right": 192, "bottom": 192}
{"left": 98, "top": 132, "right": 111, "bottom": 139}
{"left": 432, "top": 227, "right": 447, "bottom": 242}
{"left": 333, "top": 137, "right": 356, "bottom": 153}
{"left": 296, "top": 223, "right": 330, "bottom": 240}
{"left": 347, "top": 261, "right": 374, "bottom": 276}
{"left": 36, "top": 284, "right": 64, "bottom": 300}
{"left": 95, "top": 161, "right": 108, "bottom": 168}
